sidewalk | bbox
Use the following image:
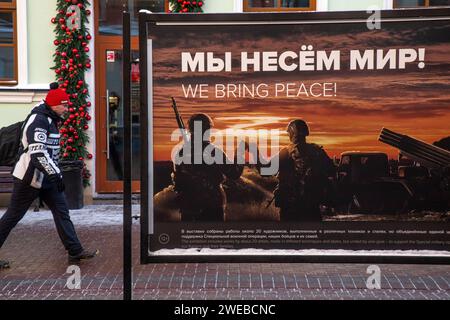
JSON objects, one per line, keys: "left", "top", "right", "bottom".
{"left": 0, "top": 205, "right": 449, "bottom": 300}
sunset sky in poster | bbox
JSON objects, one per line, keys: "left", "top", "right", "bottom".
{"left": 150, "top": 20, "right": 450, "bottom": 161}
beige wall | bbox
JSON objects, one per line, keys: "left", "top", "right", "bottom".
{"left": 27, "top": 0, "right": 56, "bottom": 85}
{"left": 0, "top": 102, "right": 35, "bottom": 127}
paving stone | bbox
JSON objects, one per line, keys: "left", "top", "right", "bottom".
{"left": 0, "top": 216, "right": 449, "bottom": 300}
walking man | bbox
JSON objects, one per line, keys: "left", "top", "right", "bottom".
{"left": 0, "top": 83, "right": 98, "bottom": 269}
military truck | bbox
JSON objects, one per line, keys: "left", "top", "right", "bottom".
{"left": 332, "top": 128, "right": 450, "bottom": 214}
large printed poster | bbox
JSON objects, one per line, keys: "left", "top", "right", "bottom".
{"left": 147, "top": 13, "right": 450, "bottom": 252}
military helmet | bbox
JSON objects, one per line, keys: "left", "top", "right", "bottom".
{"left": 286, "top": 119, "right": 309, "bottom": 136}
{"left": 188, "top": 113, "right": 214, "bottom": 133}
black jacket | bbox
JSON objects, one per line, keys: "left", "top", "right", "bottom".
{"left": 12, "top": 102, "right": 62, "bottom": 189}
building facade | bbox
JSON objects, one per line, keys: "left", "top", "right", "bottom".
{"left": 0, "top": 0, "right": 448, "bottom": 201}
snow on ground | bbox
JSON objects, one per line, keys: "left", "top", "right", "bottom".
{"left": 0, "top": 205, "right": 140, "bottom": 227}
{"left": 152, "top": 248, "right": 450, "bottom": 257}
{"left": 1, "top": 205, "right": 448, "bottom": 257}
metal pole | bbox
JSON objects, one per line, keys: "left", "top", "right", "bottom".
{"left": 122, "top": 10, "right": 133, "bottom": 301}
{"left": 139, "top": 12, "right": 150, "bottom": 264}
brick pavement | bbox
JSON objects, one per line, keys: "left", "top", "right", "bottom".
{"left": 0, "top": 209, "right": 449, "bottom": 300}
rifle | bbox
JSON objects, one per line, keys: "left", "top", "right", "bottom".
{"left": 171, "top": 97, "right": 189, "bottom": 143}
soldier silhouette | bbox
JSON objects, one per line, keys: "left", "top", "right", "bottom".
{"left": 255, "top": 119, "right": 335, "bottom": 222}
{"left": 172, "top": 113, "right": 244, "bottom": 222}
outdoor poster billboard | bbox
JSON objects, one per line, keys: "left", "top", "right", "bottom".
{"left": 139, "top": 9, "right": 450, "bottom": 261}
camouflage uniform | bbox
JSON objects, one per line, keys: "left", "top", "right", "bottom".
{"left": 172, "top": 114, "right": 243, "bottom": 222}
{"left": 274, "top": 120, "right": 335, "bottom": 222}
{"left": 275, "top": 143, "right": 334, "bottom": 221}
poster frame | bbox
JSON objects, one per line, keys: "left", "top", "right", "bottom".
{"left": 138, "top": 8, "right": 450, "bottom": 264}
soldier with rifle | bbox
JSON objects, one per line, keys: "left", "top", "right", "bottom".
{"left": 170, "top": 98, "right": 244, "bottom": 222}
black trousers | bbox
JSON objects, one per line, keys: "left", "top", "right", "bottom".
{"left": 0, "top": 179, "right": 83, "bottom": 256}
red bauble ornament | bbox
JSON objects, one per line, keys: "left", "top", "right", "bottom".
{"left": 86, "top": 34, "right": 92, "bottom": 40}
{"left": 84, "top": 47, "right": 90, "bottom": 53}
{"left": 53, "top": 40, "right": 60, "bottom": 46}
{"left": 63, "top": 153, "right": 69, "bottom": 158}
{"left": 86, "top": 10, "right": 91, "bottom": 15}
{"left": 87, "top": 154, "right": 93, "bottom": 159}
{"left": 85, "top": 63, "right": 91, "bottom": 69}
{"left": 72, "top": 48, "right": 79, "bottom": 54}
{"left": 84, "top": 125, "right": 89, "bottom": 130}
{"left": 51, "top": 17, "right": 57, "bottom": 24}
{"left": 79, "top": 157, "right": 84, "bottom": 161}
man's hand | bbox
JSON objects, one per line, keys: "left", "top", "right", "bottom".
{"left": 48, "top": 174, "right": 65, "bottom": 193}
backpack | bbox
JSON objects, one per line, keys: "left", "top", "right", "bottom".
{"left": 0, "top": 110, "right": 36, "bottom": 167}
{"left": 0, "top": 121, "right": 25, "bottom": 167}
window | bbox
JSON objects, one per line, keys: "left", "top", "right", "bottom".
{"left": 244, "top": 0, "right": 316, "bottom": 12}
{"left": 0, "top": 0, "right": 16, "bottom": 84}
{"left": 98, "top": 0, "right": 167, "bottom": 36}
{"left": 394, "top": 0, "right": 450, "bottom": 8}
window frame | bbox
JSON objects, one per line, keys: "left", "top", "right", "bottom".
{"left": 243, "top": 0, "right": 316, "bottom": 12}
{"left": 393, "top": 0, "right": 450, "bottom": 8}
{"left": 0, "top": 0, "right": 17, "bottom": 85}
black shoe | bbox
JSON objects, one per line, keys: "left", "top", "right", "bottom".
{"left": 68, "top": 249, "right": 99, "bottom": 263}
{"left": 0, "top": 259, "right": 10, "bottom": 269}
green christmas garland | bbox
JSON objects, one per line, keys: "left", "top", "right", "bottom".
{"left": 51, "top": 0, "right": 92, "bottom": 186}
{"left": 169, "top": 0, "right": 205, "bottom": 13}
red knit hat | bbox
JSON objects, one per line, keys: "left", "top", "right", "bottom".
{"left": 45, "top": 82, "right": 70, "bottom": 107}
